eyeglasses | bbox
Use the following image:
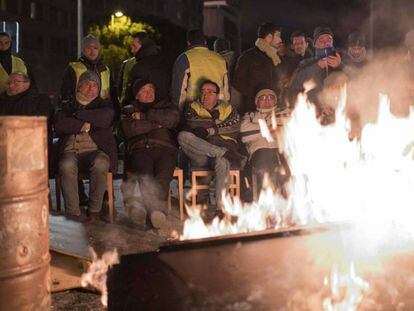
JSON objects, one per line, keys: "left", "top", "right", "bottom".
{"left": 258, "top": 94, "right": 276, "bottom": 101}
{"left": 7, "top": 80, "right": 28, "bottom": 85}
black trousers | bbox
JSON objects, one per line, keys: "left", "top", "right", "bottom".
{"left": 250, "top": 148, "right": 291, "bottom": 196}
{"left": 127, "top": 147, "right": 177, "bottom": 201}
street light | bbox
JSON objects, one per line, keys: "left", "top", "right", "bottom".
{"left": 77, "top": 0, "right": 83, "bottom": 57}
{"left": 114, "top": 11, "right": 124, "bottom": 18}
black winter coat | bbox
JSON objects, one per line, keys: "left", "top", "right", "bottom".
{"left": 121, "top": 100, "right": 179, "bottom": 151}
{"left": 232, "top": 47, "right": 280, "bottom": 114}
{"left": 0, "top": 87, "right": 53, "bottom": 118}
{"left": 123, "top": 41, "right": 171, "bottom": 106}
{"left": 54, "top": 97, "right": 118, "bottom": 173}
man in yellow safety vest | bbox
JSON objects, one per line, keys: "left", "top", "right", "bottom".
{"left": 0, "top": 32, "right": 28, "bottom": 94}
{"left": 61, "top": 34, "right": 119, "bottom": 117}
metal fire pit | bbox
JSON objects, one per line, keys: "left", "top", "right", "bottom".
{"left": 108, "top": 223, "right": 414, "bottom": 310}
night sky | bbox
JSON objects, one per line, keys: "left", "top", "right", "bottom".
{"left": 239, "top": 0, "right": 370, "bottom": 49}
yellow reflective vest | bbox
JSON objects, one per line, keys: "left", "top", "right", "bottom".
{"left": 184, "top": 47, "right": 228, "bottom": 104}
{"left": 69, "top": 61, "right": 111, "bottom": 99}
{"left": 0, "top": 55, "right": 27, "bottom": 93}
{"left": 189, "top": 100, "right": 236, "bottom": 142}
{"left": 118, "top": 57, "right": 136, "bottom": 104}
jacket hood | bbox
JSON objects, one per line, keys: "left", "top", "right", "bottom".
{"left": 134, "top": 40, "right": 159, "bottom": 60}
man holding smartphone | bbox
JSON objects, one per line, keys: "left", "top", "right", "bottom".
{"left": 288, "top": 25, "right": 343, "bottom": 118}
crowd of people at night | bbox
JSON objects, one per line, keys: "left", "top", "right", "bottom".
{"left": 1, "top": 21, "right": 414, "bottom": 230}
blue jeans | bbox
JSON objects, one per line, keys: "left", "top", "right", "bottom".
{"left": 178, "top": 131, "right": 230, "bottom": 208}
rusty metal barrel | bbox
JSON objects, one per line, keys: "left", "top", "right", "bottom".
{"left": 0, "top": 116, "right": 50, "bottom": 311}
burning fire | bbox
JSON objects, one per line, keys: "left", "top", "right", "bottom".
{"left": 81, "top": 248, "right": 119, "bottom": 307}
{"left": 323, "top": 262, "right": 369, "bottom": 311}
{"left": 181, "top": 86, "right": 414, "bottom": 240}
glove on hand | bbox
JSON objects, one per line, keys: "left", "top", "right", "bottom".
{"left": 192, "top": 127, "right": 209, "bottom": 139}
{"left": 210, "top": 109, "right": 220, "bottom": 120}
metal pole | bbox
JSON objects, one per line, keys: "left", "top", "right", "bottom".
{"left": 77, "top": 0, "right": 83, "bottom": 58}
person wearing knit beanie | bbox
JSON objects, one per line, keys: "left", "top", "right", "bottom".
{"left": 132, "top": 78, "right": 153, "bottom": 100}
{"left": 255, "top": 88, "right": 277, "bottom": 110}
{"left": 76, "top": 70, "right": 101, "bottom": 105}
{"left": 81, "top": 34, "right": 100, "bottom": 62}
{"left": 77, "top": 70, "right": 101, "bottom": 91}
{"left": 313, "top": 25, "right": 334, "bottom": 43}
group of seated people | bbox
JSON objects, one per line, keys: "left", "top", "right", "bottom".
{"left": 0, "top": 69, "right": 290, "bottom": 230}
{"left": 120, "top": 77, "right": 291, "bottom": 229}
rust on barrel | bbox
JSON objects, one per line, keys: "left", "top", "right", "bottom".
{"left": 0, "top": 116, "right": 50, "bottom": 311}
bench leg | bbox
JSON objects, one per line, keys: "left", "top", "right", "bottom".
{"left": 191, "top": 173, "right": 197, "bottom": 208}
{"left": 178, "top": 169, "right": 184, "bottom": 220}
{"left": 55, "top": 177, "right": 62, "bottom": 212}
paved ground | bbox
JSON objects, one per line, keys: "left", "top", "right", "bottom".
{"left": 49, "top": 171, "right": 186, "bottom": 309}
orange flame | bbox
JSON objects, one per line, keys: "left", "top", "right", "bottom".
{"left": 81, "top": 248, "right": 119, "bottom": 307}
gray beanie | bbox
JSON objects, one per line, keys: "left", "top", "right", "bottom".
{"left": 81, "top": 34, "right": 100, "bottom": 53}
{"left": 77, "top": 70, "right": 101, "bottom": 91}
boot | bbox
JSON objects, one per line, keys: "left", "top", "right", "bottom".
{"left": 126, "top": 197, "right": 147, "bottom": 229}
{"left": 223, "top": 149, "right": 247, "bottom": 169}
{"left": 150, "top": 211, "right": 167, "bottom": 229}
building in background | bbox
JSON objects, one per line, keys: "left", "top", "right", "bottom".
{"left": 0, "top": 0, "right": 204, "bottom": 94}
{"left": 203, "top": 0, "right": 241, "bottom": 52}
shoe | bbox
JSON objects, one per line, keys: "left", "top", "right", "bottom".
{"left": 130, "top": 206, "right": 147, "bottom": 229}
{"left": 100, "top": 197, "right": 116, "bottom": 223}
{"left": 150, "top": 211, "right": 167, "bottom": 229}
{"left": 223, "top": 150, "right": 247, "bottom": 169}
{"left": 65, "top": 211, "right": 89, "bottom": 223}
{"left": 88, "top": 212, "right": 103, "bottom": 222}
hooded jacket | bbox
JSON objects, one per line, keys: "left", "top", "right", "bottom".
{"left": 123, "top": 40, "right": 171, "bottom": 106}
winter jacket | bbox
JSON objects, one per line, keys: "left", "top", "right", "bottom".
{"left": 219, "top": 49, "right": 239, "bottom": 84}
{"left": 279, "top": 49, "right": 314, "bottom": 82}
{"left": 0, "top": 87, "right": 53, "bottom": 118}
{"left": 121, "top": 100, "right": 179, "bottom": 151}
{"left": 232, "top": 39, "right": 281, "bottom": 114}
{"left": 240, "top": 107, "right": 290, "bottom": 157}
{"left": 287, "top": 55, "right": 344, "bottom": 110}
{"left": 60, "top": 56, "right": 120, "bottom": 118}
{"left": 0, "top": 54, "right": 27, "bottom": 94}
{"left": 183, "top": 100, "right": 240, "bottom": 146}
{"left": 123, "top": 41, "right": 171, "bottom": 106}
{"left": 171, "top": 44, "right": 229, "bottom": 111}
{"left": 54, "top": 97, "right": 118, "bottom": 173}
{"left": 117, "top": 57, "right": 136, "bottom": 105}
